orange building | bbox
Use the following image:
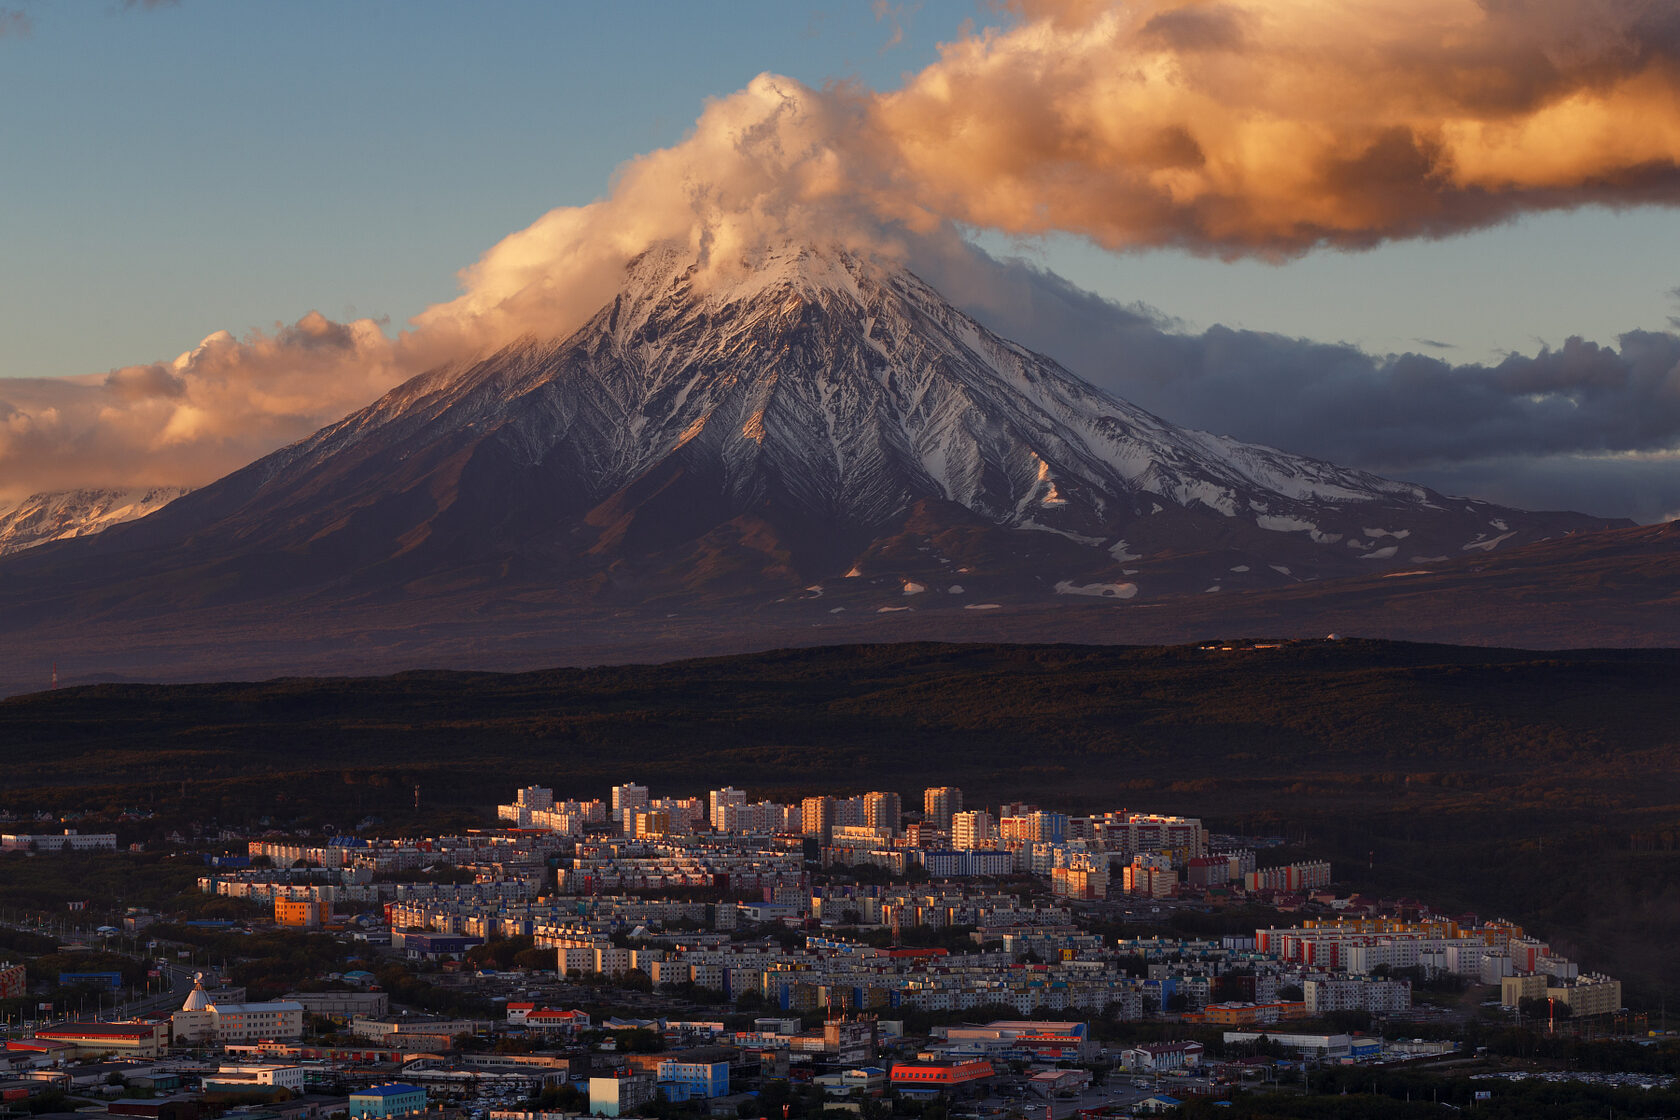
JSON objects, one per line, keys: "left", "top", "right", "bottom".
{"left": 1183, "top": 1001, "right": 1307, "bottom": 1026}
{"left": 274, "top": 898, "right": 328, "bottom": 928}
{"left": 890, "top": 1060, "right": 995, "bottom": 1095}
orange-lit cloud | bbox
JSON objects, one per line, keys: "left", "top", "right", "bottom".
{"left": 0, "top": 314, "right": 403, "bottom": 506}
{"left": 434, "top": 0, "right": 1680, "bottom": 340}
{"left": 874, "top": 0, "right": 1680, "bottom": 254}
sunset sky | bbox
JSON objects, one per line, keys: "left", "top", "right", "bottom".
{"left": 2, "top": 0, "right": 1678, "bottom": 520}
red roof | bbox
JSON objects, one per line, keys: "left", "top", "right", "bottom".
{"left": 37, "top": 1023, "right": 161, "bottom": 1040}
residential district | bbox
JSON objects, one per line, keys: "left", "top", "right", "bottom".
{"left": 0, "top": 782, "right": 1653, "bottom": 1120}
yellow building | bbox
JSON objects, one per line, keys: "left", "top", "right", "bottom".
{"left": 1548, "top": 975, "right": 1623, "bottom": 1018}
{"left": 1499, "top": 973, "right": 1547, "bottom": 1008}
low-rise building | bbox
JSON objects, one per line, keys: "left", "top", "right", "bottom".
{"left": 172, "top": 979, "right": 304, "bottom": 1045}
{"left": 349, "top": 1083, "right": 427, "bottom": 1119}
{"left": 654, "top": 1060, "right": 728, "bottom": 1101}
{"left": 889, "top": 1060, "right": 994, "bottom": 1098}
{"left": 1119, "top": 1041, "right": 1203, "bottom": 1072}
{"left": 30, "top": 1020, "right": 170, "bottom": 1059}
{"left": 1222, "top": 1031, "right": 1352, "bottom": 1060}
{"left": 285, "top": 991, "right": 390, "bottom": 1019}
{"left": 202, "top": 1064, "right": 308, "bottom": 1094}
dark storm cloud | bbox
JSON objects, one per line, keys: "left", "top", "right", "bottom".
{"left": 941, "top": 248, "right": 1680, "bottom": 523}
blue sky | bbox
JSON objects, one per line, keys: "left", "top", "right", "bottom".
{"left": 3, "top": 0, "right": 1676, "bottom": 383}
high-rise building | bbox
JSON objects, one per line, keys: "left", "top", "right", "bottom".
{"left": 863, "top": 792, "right": 902, "bottom": 835}
{"left": 923, "top": 787, "right": 963, "bottom": 829}
{"left": 612, "top": 783, "right": 651, "bottom": 836}
{"left": 801, "top": 796, "right": 835, "bottom": 840}
{"left": 832, "top": 797, "right": 867, "bottom": 828}
{"left": 951, "top": 810, "right": 995, "bottom": 851}
{"left": 612, "top": 783, "right": 650, "bottom": 813}
{"left": 709, "top": 787, "right": 748, "bottom": 830}
{"left": 634, "top": 811, "right": 671, "bottom": 839}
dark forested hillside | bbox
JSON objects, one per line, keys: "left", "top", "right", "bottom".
{"left": 3, "top": 638, "right": 1678, "bottom": 1001}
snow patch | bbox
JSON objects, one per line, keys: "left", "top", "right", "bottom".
{"left": 1020, "top": 520, "right": 1105, "bottom": 546}
{"left": 1054, "top": 579, "right": 1138, "bottom": 599}
{"left": 1108, "top": 539, "right": 1140, "bottom": 562}
{"left": 1462, "top": 531, "right": 1518, "bottom": 551}
{"left": 1362, "top": 527, "right": 1411, "bottom": 539}
{"left": 1357, "top": 545, "right": 1399, "bottom": 560}
{"left": 1490, "top": 518, "right": 1509, "bottom": 531}
{"left": 876, "top": 605, "right": 912, "bottom": 613}
{"left": 947, "top": 585, "right": 965, "bottom": 594}
{"left": 1270, "top": 565, "right": 1291, "bottom": 575}
{"left": 902, "top": 581, "right": 926, "bottom": 595}
{"left": 844, "top": 565, "right": 863, "bottom": 578}
{"left": 1229, "top": 565, "right": 1249, "bottom": 572}
{"left": 1256, "top": 514, "right": 1316, "bottom": 533}
{"left": 964, "top": 603, "right": 1002, "bottom": 610}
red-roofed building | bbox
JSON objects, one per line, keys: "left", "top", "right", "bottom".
{"left": 31, "top": 1019, "right": 170, "bottom": 1058}
{"left": 524, "top": 1009, "right": 590, "bottom": 1035}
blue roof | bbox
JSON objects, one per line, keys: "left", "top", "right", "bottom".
{"left": 355, "top": 1084, "right": 424, "bottom": 1097}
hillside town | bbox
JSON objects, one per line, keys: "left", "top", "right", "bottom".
{"left": 0, "top": 781, "right": 1642, "bottom": 1120}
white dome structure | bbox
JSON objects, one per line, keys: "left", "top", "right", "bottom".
{"left": 180, "top": 972, "right": 213, "bottom": 1012}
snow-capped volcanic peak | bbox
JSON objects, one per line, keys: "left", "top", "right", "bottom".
{"left": 384, "top": 237, "right": 1442, "bottom": 541}
{"left": 102, "top": 240, "right": 1607, "bottom": 599}
{"left": 0, "top": 487, "right": 192, "bottom": 556}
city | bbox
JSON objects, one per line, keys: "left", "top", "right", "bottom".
{"left": 0, "top": 779, "right": 1655, "bottom": 1120}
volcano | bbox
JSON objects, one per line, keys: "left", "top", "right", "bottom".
{"left": 0, "top": 243, "right": 1646, "bottom": 690}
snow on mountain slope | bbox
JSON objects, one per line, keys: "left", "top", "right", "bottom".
{"left": 0, "top": 487, "right": 192, "bottom": 556}
{"left": 3, "top": 242, "right": 1618, "bottom": 608}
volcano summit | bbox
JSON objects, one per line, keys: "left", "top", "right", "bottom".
{"left": 0, "top": 244, "right": 1647, "bottom": 690}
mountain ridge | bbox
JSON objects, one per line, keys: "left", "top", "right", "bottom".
{"left": 0, "top": 241, "right": 1652, "bottom": 687}
{"left": 0, "top": 487, "right": 192, "bottom": 557}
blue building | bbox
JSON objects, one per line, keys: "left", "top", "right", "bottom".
{"left": 397, "top": 933, "right": 482, "bottom": 960}
{"left": 349, "top": 1083, "right": 427, "bottom": 1118}
{"left": 655, "top": 1060, "right": 729, "bottom": 1101}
